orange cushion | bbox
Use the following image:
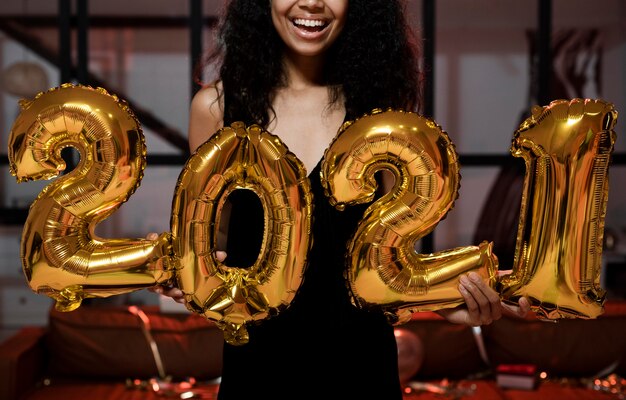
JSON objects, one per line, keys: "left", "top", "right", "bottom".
{"left": 46, "top": 306, "right": 223, "bottom": 380}
{"left": 482, "top": 306, "right": 626, "bottom": 377}
{"left": 401, "top": 312, "right": 488, "bottom": 380}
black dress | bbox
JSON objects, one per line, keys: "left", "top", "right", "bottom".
{"left": 217, "top": 163, "right": 402, "bottom": 400}
{"left": 217, "top": 110, "right": 402, "bottom": 399}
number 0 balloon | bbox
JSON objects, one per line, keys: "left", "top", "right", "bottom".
{"left": 170, "top": 122, "right": 313, "bottom": 345}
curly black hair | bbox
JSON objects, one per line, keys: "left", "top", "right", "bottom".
{"left": 198, "top": 0, "right": 422, "bottom": 126}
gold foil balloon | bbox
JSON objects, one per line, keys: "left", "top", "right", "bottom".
{"left": 320, "top": 109, "right": 498, "bottom": 324}
{"left": 8, "top": 84, "right": 173, "bottom": 312}
{"left": 9, "top": 84, "right": 615, "bottom": 347}
{"left": 170, "top": 122, "right": 313, "bottom": 345}
{"left": 498, "top": 98, "right": 618, "bottom": 320}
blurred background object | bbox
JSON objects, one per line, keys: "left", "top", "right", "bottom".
{"left": 2, "top": 61, "right": 48, "bottom": 97}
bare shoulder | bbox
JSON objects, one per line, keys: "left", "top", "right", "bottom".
{"left": 191, "top": 82, "right": 223, "bottom": 114}
{"left": 189, "top": 82, "right": 224, "bottom": 153}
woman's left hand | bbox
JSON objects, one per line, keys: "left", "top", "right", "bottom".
{"left": 436, "top": 271, "right": 531, "bottom": 326}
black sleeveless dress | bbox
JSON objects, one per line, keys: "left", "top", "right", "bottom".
{"left": 217, "top": 123, "right": 402, "bottom": 400}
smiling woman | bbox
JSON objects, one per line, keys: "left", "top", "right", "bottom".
{"left": 156, "top": 1, "right": 528, "bottom": 399}
{"left": 174, "top": 3, "right": 424, "bottom": 399}
{"left": 270, "top": 0, "right": 347, "bottom": 57}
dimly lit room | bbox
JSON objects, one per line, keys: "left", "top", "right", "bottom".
{"left": 1, "top": 0, "right": 625, "bottom": 399}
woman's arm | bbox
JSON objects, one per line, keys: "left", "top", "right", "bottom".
{"left": 150, "top": 83, "right": 227, "bottom": 303}
{"left": 188, "top": 83, "right": 231, "bottom": 250}
{"left": 188, "top": 82, "right": 224, "bottom": 153}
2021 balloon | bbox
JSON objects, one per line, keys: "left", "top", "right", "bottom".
{"left": 8, "top": 85, "right": 618, "bottom": 344}
{"left": 8, "top": 84, "right": 173, "bottom": 312}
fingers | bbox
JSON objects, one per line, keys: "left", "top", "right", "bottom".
{"left": 215, "top": 250, "right": 227, "bottom": 262}
{"left": 458, "top": 276, "right": 480, "bottom": 325}
{"left": 518, "top": 296, "right": 531, "bottom": 316}
{"left": 146, "top": 232, "right": 159, "bottom": 240}
{"left": 497, "top": 269, "right": 513, "bottom": 277}
{"left": 502, "top": 296, "right": 531, "bottom": 319}
{"left": 147, "top": 249, "right": 227, "bottom": 306}
{"left": 459, "top": 272, "right": 503, "bottom": 326}
{"left": 150, "top": 285, "right": 186, "bottom": 304}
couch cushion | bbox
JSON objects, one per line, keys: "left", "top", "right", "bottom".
{"left": 401, "top": 312, "right": 489, "bottom": 380}
{"left": 46, "top": 306, "right": 223, "bottom": 380}
{"left": 482, "top": 301, "right": 626, "bottom": 377}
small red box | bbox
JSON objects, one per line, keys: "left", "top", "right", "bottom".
{"left": 496, "top": 364, "right": 538, "bottom": 390}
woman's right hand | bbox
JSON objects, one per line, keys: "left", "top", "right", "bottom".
{"left": 145, "top": 232, "right": 227, "bottom": 304}
{"left": 150, "top": 284, "right": 186, "bottom": 304}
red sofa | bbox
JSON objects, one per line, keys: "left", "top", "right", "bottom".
{"left": 1, "top": 301, "right": 625, "bottom": 400}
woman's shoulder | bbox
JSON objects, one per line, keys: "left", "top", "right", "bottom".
{"left": 191, "top": 81, "right": 224, "bottom": 117}
{"left": 189, "top": 81, "right": 224, "bottom": 152}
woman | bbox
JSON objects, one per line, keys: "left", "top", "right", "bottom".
{"left": 155, "top": 1, "right": 529, "bottom": 398}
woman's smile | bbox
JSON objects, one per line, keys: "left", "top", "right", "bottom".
{"left": 272, "top": 0, "right": 348, "bottom": 57}
{"left": 290, "top": 17, "right": 331, "bottom": 38}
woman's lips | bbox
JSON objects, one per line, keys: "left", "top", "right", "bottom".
{"left": 290, "top": 18, "right": 330, "bottom": 38}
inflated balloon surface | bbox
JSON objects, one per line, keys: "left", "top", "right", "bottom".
{"left": 8, "top": 84, "right": 173, "bottom": 312}
{"left": 8, "top": 85, "right": 617, "bottom": 345}
{"left": 498, "top": 98, "right": 617, "bottom": 319}
{"left": 320, "top": 109, "right": 498, "bottom": 324}
{"left": 170, "top": 122, "right": 313, "bottom": 345}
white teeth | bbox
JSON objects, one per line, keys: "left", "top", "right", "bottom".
{"left": 293, "top": 18, "right": 326, "bottom": 28}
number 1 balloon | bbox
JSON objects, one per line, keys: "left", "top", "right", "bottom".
{"left": 498, "top": 98, "right": 618, "bottom": 319}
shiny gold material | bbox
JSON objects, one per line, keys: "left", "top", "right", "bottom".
{"left": 10, "top": 85, "right": 614, "bottom": 341}
{"left": 8, "top": 84, "right": 173, "bottom": 311}
{"left": 170, "top": 122, "right": 313, "bottom": 345}
{"left": 321, "top": 109, "right": 498, "bottom": 324}
{"left": 498, "top": 98, "right": 618, "bottom": 320}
